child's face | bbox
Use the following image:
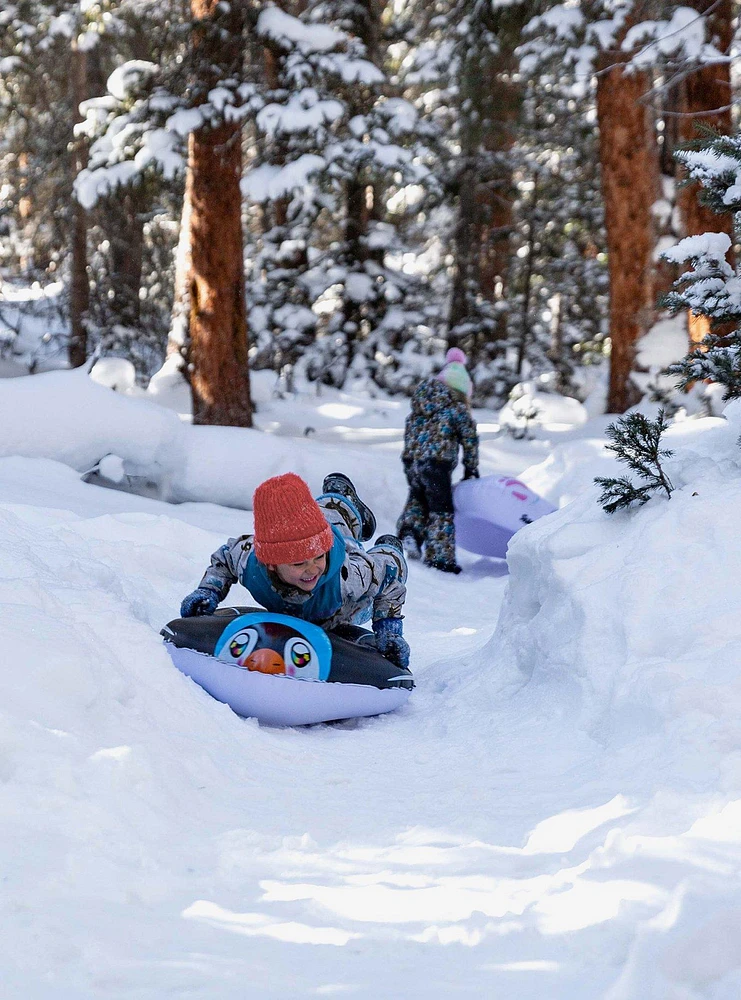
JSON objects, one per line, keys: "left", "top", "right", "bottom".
{"left": 273, "top": 553, "right": 328, "bottom": 592}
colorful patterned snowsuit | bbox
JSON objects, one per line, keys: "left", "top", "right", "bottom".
{"left": 397, "top": 377, "right": 479, "bottom": 569}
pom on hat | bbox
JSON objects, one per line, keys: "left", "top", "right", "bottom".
{"left": 253, "top": 473, "right": 333, "bottom": 565}
{"left": 445, "top": 347, "right": 467, "bottom": 365}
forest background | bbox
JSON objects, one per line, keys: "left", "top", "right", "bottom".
{"left": 0, "top": 0, "right": 736, "bottom": 426}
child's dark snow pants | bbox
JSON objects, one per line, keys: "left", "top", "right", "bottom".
{"left": 397, "top": 459, "right": 457, "bottom": 568}
{"left": 397, "top": 375, "right": 478, "bottom": 571}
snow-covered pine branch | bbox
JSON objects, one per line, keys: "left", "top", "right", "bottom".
{"left": 663, "top": 128, "right": 741, "bottom": 402}
{"left": 662, "top": 232, "right": 740, "bottom": 323}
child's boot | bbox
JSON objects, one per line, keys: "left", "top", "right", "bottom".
{"left": 322, "top": 472, "right": 376, "bottom": 541}
{"left": 424, "top": 512, "right": 462, "bottom": 574}
{"left": 374, "top": 533, "right": 404, "bottom": 553}
{"left": 396, "top": 494, "right": 426, "bottom": 560}
{"left": 401, "top": 534, "right": 422, "bottom": 561}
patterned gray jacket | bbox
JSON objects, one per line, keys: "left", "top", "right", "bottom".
{"left": 197, "top": 528, "right": 407, "bottom": 631}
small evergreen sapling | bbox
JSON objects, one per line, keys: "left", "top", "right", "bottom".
{"left": 594, "top": 410, "right": 674, "bottom": 514}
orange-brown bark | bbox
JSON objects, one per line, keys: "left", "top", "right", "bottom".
{"left": 187, "top": 124, "right": 252, "bottom": 425}
{"left": 597, "top": 57, "right": 659, "bottom": 413}
{"left": 187, "top": 0, "right": 252, "bottom": 426}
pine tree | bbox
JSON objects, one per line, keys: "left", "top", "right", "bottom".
{"left": 595, "top": 410, "right": 674, "bottom": 513}
{"left": 398, "top": 0, "right": 530, "bottom": 401}
{"left": 596, "top": 23, "right": 660, "bottom": 414}
{"left": 0, "top": 0, "right": 95, "bottom": 348}
{"left": 445, "top": 1, "right": 528, "bottom": 361}
{"left": 675, "top": 0, "right": 734, "bottom": 349}
{"left": 663, "top": 130, "right": 741, "bottom": 401}
{"left": 72, "top": 0, "right": 255, "bottom": 418}
{"left": 521, "top": 1, "right": 727, "bottom": 413}
{"left": 504, "top": 63, "right": 609, "bottom": 400}
{"left": 186, "top": 0, "right": 252, "bottom": 425}
{"left": 242, "top": 2, "right": 332, "bottom": 389}
{"left": 397, "top": 0, "right": 613, "bottom": 406}
{"left": 1, "top": 0, "right": 186, "bottom": 375}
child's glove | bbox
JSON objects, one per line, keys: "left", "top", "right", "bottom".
{"left": 180, "top": 587, "right": 219, "bottom": 618}
{"left": 463, "top": 466, "right": 479, "bottom": 480}
{"left": 373, "top": 617, "right": 410, "bottom": 669}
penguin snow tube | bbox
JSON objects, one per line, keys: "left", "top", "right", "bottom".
{"left": 162, "top": 607, "right": 414, "bottom": 726}
{"left": 454, "top": 474, "right": 557, "bottom": 558}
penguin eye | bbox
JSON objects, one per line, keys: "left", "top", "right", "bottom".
{"left": 229, "top": 628, "right": 258, "bottom": 660}
{"left": 284, "top": 637, "right": 316, "bottom": 671}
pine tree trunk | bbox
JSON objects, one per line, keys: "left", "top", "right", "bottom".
{"left": 106, "top": 189, "right": 144, "bottom": 328}
{"left": 69, "top": 43, "right": 90, "bottom": 369}
{"left": 596, "top": 52, "right": 659, "bottom": 413}
{"left": 340, "top": 0, "right": 383, "bottom": 372}
{"left": 677, "top": 0, "right": 734, "bottom": 347}
{"left": 476, "top": 10, "right": 523, "bottom": 341}
{"left": 187, "top": 0, "right": 252, "bottom": 427}
{"left": 17, "top": 152, "right": 32, "bottom": 272}
{"left": 448, "top": 161, "right": 477, "bottom": 344}
{"left": 343, "top": 176, "right": 369, "bottom": 359}
{"left": 448, "top": 3, "right": 526, "bottom": 356}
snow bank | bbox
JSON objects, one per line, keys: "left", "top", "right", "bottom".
{"left": 470, "top": 405, "right": 741, "bottom": 996}
{"left": 0, "top": 370, "right": 406, "bottom": 525}
{"left": 0, "top": 498, "right": 265, "bottom": 994}
{"left": 0, "top": 369, "right": 183, "bottom": 479}
{"left": 179, "top": 423, "right": 402, "bottom": 526}
{"left": 487, "top": 406, "right": 741, "bottom": 741}
{"left": 498, "top": 383, "right": 588, "bottom": 437}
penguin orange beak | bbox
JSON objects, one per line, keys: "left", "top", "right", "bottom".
{"left": 244, "top": 648, "right": 286, "bottom": 675}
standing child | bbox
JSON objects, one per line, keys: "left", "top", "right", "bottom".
{"left": 397, "top": 347, "right": 479, "bottom": 574}
{"left": 179, "top": 472, "right": 410, "bottom": 667}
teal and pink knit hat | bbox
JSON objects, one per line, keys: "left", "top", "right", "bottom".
{"left": 437, "top": 347, "right": 473, "bottom": 399}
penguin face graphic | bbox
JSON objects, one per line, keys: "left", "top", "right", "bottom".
{"left": 214, "top": 615, "right": 332, "bottom": 682}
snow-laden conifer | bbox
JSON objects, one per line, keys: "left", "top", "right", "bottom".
{"left": 663, "top": 130, "right": 741, "bottom": 400}
{"left": 246, "top": 1, "right": 432, "bottom": 391}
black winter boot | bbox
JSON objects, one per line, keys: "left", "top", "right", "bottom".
{"left": 427, "top": 560, "right": 462, "bottom": 575}
{"left": 322, "top": 472, "right": 377, "bottom": 541}
{"left": 374, "top": 533, "right": 403, "bottom": 553}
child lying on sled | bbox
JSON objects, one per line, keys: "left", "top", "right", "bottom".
{"left": 179, "top": 472, "right": 410, "bottom": 668}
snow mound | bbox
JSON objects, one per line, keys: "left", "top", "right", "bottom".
{"left": 499, "top": 383, "right": 588, "bottom": 436}
{"left": 487, "top": 408, "right": 741, "bottom": 742}
{"left": 0, "top": 369, "right": 183, "bottom": 480}
{"left": 0, "top": 370, "right": 404, "bottom": 524}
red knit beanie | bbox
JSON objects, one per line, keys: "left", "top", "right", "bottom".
{"left": 253, "top": 473, "right": 333, "bottom": 565}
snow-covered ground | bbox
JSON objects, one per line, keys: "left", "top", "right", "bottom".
{"left": 2, "top": 364, "right": 741, "bottom": 998}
